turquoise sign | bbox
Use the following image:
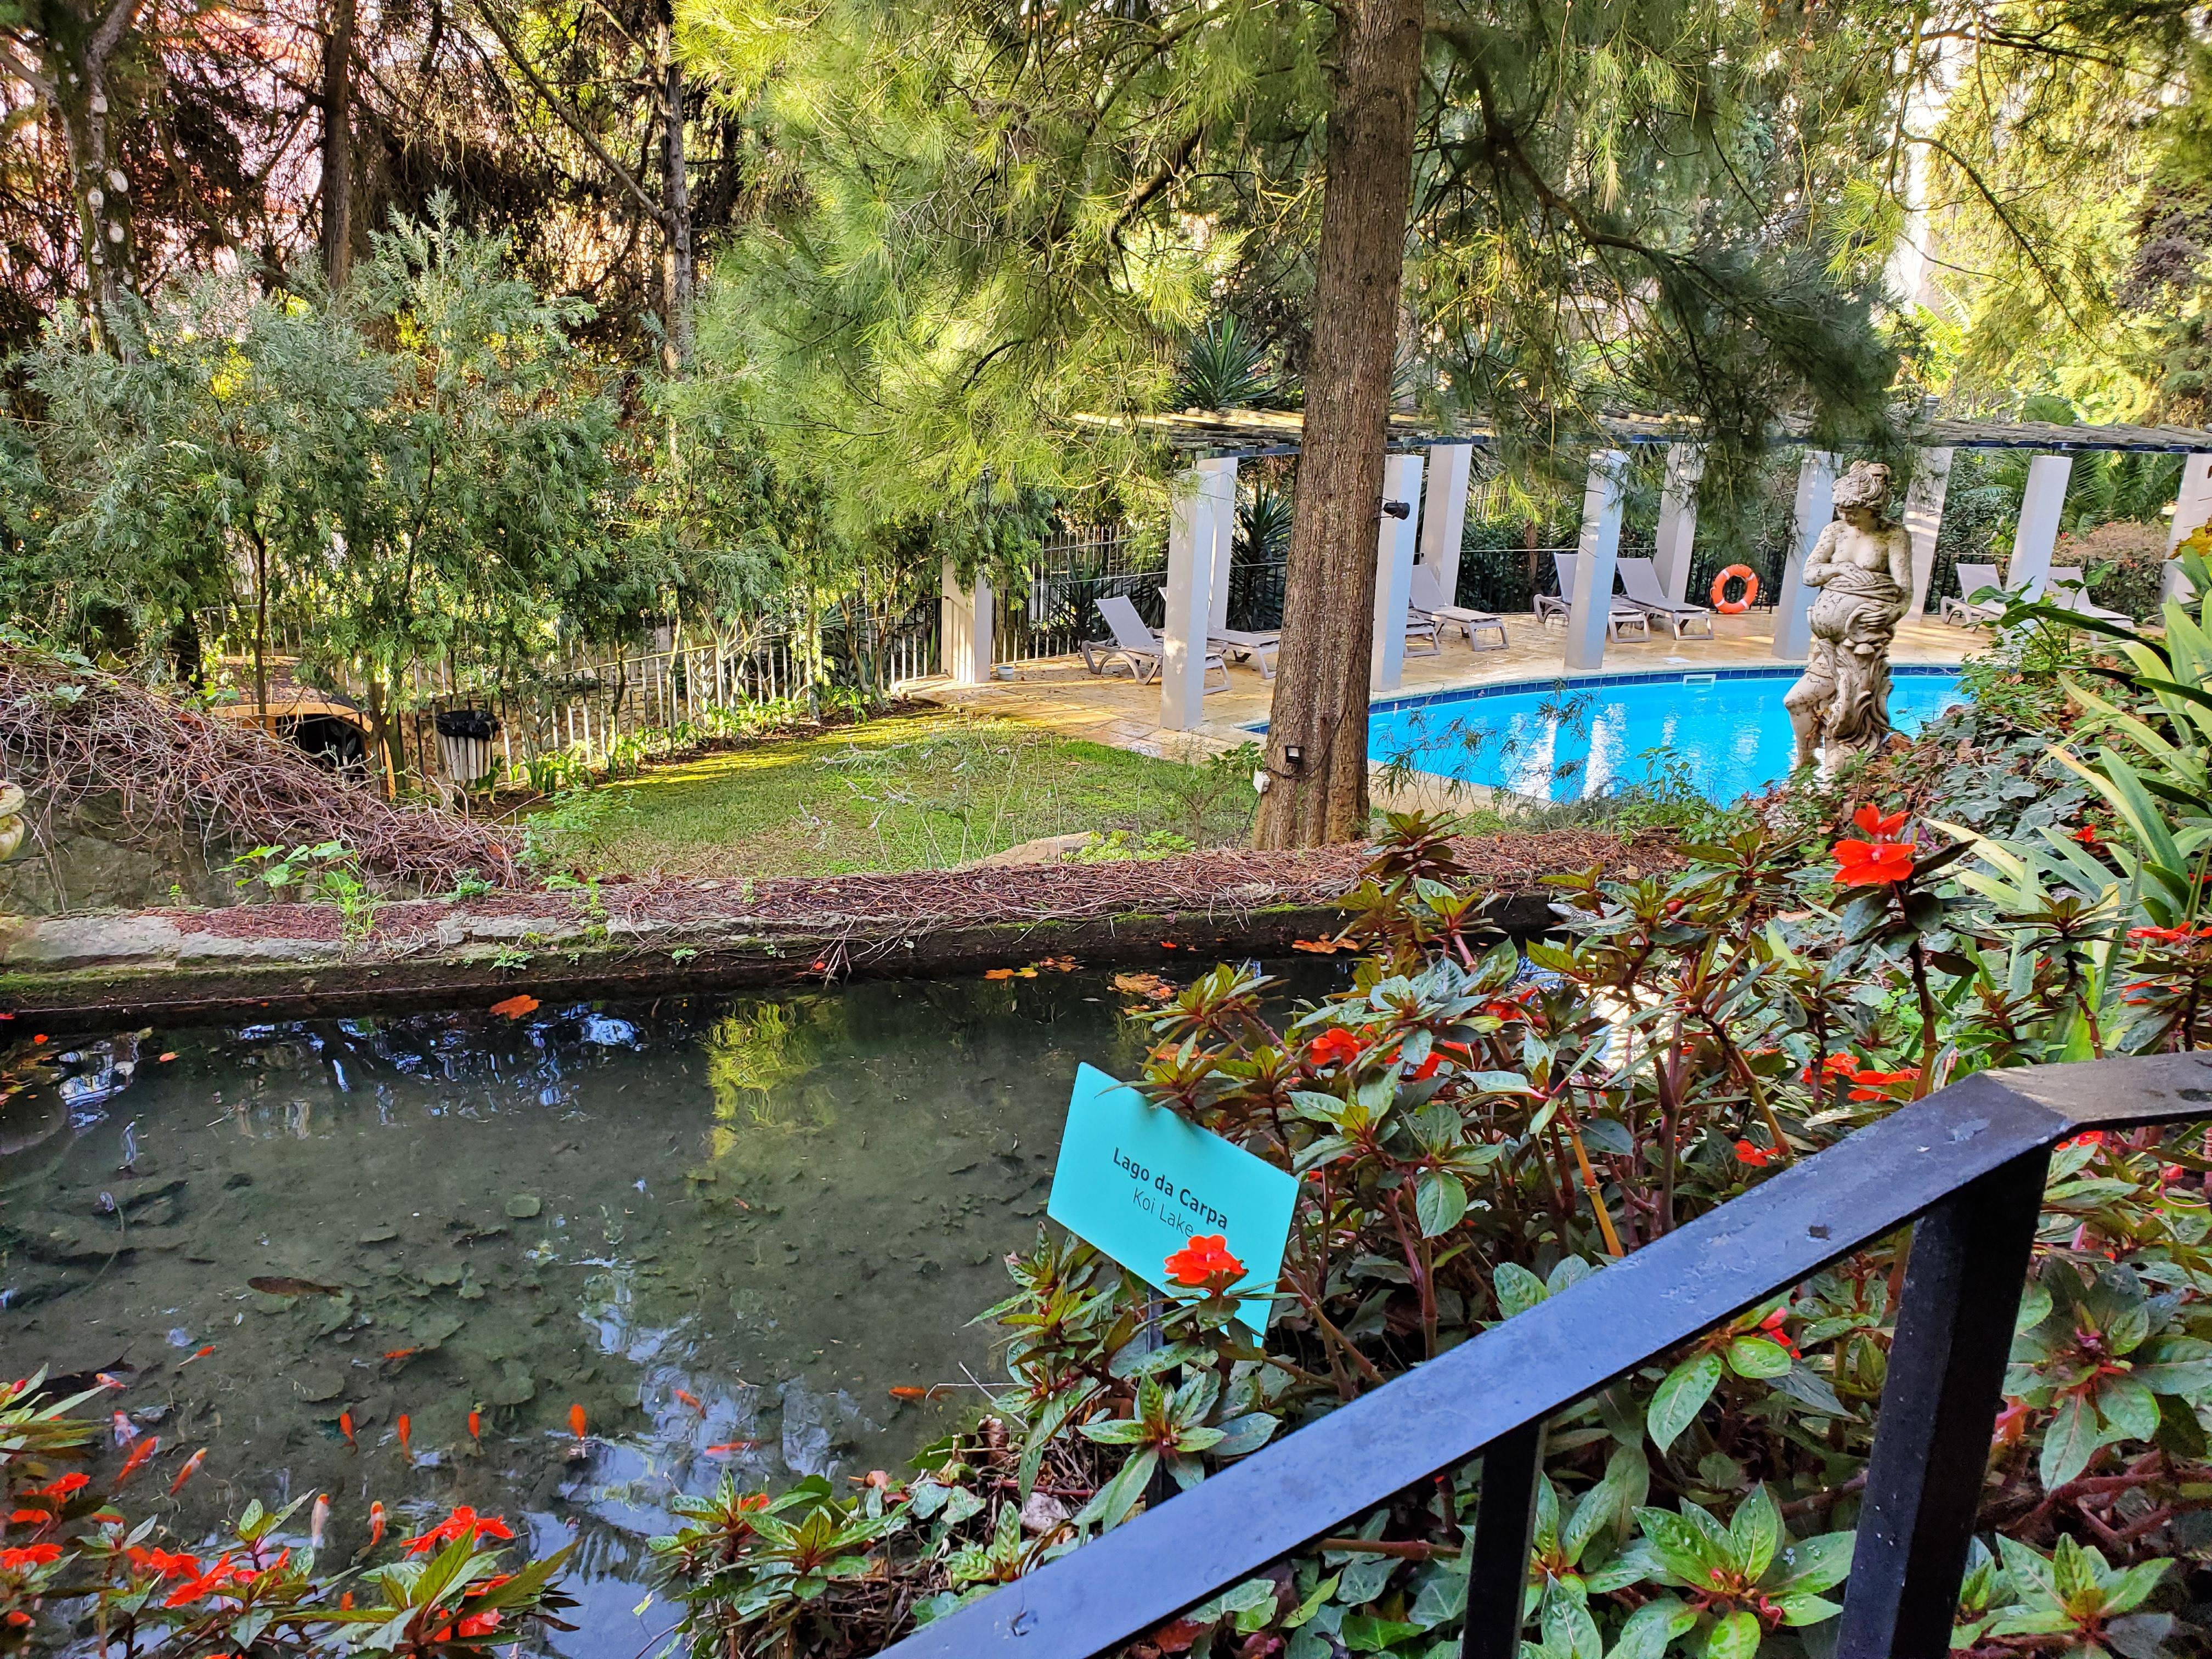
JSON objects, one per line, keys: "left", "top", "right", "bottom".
{"left": 1046, "top": 1062, "right": 1299, "bottom": 1334}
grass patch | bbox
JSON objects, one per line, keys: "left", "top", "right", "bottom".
{"left": 535, "top": 707, "right": 1260, "bottom": 879}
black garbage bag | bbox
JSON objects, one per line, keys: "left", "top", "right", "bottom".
{"left": 435, "top": 708, "right": 501, "bottom": 741}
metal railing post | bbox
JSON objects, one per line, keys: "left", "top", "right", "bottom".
{"left": 1836, "top": 1147, "right": 2051, "bottom": 1659}
{"left": 1460, "top": 1423, "right": 1543, "bottom": 1659}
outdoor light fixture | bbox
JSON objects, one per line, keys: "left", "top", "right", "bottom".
{"left": 1283, "top": 744, "right": 1304, "bottom": 769}
{"left": 1382, "top": 500, "right": 1412, "bottom": 519}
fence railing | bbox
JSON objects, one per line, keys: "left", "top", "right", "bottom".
{"left": 879, "top": 1053, "right": 2212, "bottom": 1659}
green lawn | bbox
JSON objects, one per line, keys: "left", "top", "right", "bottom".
{"left": 533, "top": 707, "right": 1260, "bottom": 879}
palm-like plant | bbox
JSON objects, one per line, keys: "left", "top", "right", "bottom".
{"left": 1176, "top": 317, "right": 1294, "bottom": 411}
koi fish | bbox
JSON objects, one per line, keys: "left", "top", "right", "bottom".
{"left": 168, "top": 1448, "right": 207, "bottom": 1494}
{"left": 249, "top": 1277, "right": 343, "bottom": 1298}
{"left": 673, "top": 1390, "right": 703, "bottom": 1413}
{"left": 309, "top": 1494, "right": 330, "bottom": 1550}
{"left": 396, "top": 1415, "right": 413, "bottom": 1462}
{"left": 360, "top": 1502, "right": 386, "bottom": 1558}
{"left": 115, "top": 1437, "right": 159, "bottom": 1486}
{"left": 568, "top": 1404, "right": 586, "bottom": 1440}
{"left": 467, "top": 1410, "right": 481, "bottom": 1441}
{"left": 887, "top": 1386, "right": 928, "bottom": 1400}
{"left": 176, "top": 1346, "right": 215, "bottom": 1369}
{"left": 112, "top": 1410, "right": 140, "bottom": 1446}
{"left": 339, "top": 1412, "right": 357, "bottom": 1452}
{"left": 96, "top": 1372, "right": 129, "bottom": 1390}
{"left": 703, "top": 1441, "right": 759, "bottom": 1455}
{"left": 382, "top": 1347, "right": 419, "bottom": 1363}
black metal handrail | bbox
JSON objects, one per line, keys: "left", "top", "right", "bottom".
{"left": 882, "top": 1054, "right": 2212, "bottom": 1659}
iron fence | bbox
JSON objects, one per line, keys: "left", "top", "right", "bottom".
{"left": 877, "top": 1053, "right": 2212, "bottom": 1659}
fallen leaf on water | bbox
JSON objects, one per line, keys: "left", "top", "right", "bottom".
{"left": 1111, "top": 972, "right": 1175, "bottom": 1001}
{"left": 249, "top": 1276, "right": 344, "bottom": 1298}
{"left": 983, "top": 968, "right": 1014, "bottom": 980}
{"left": 489, "top": 994, "right": 539, "bottom": 1020}
{"left": 1291, "top": 938, "right": 1350, "bottom": 955}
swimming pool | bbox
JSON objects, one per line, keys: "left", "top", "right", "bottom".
{"left": 1364, "top": 666, "right": 1967, "bottom": 803}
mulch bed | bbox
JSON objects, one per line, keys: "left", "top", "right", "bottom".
{"left": 140, "top": 830, "right": 1683, "bottom": 950}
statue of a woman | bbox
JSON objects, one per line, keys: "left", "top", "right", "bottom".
{"left": 1784, "top": 460, "right": 1915, "bottom": 771}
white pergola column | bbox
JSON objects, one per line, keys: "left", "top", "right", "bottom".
{"left": 1564, "top": 450, "right": 1627, "bottom": 673}
{"left": 1652, "top": 443, "right": 1706, "bottom": 604}
{"left": 2008, "top": 453, "right": 2073, "bottom": 598}
{"left": 1160, "top": 459, "right": 1228, "bottom": 731}
{"left": 1372, "top": 452, "right": 1424, "bottom": 691}
{"left": 2165, "top": 453, "right": 2212, "bottom": 603}
{"left": 939, "top": 558, "right": 995, "bottom": 685}
{"left": 1203, "top": 456, "right": 1241, "bottom": 634}
{"left": 1416, "top": 442, "right": 1475, "bottom": 607}
{"left": 1771, "top": 451, "right": 1838, "bottom": 661}
{"left": 1903, "top": 447, "right": 1954, "bottom": 617}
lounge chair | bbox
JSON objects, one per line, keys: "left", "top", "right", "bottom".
{"left": 2046, "top": 568, "right": 2131, "bottom": 625}
{"left": 1409, "top": 563, "right": 1509, "bottom": 650}
{"left": 1940, "top": 562, "right": 2015, "bottom": 625}
{"left": 1536, "top": 554, "right": 1651, "bottom": 642}
{"left": 1616, "top": 558, "right": 1716, "bottom": 640}
{"left": 1081, "top": 594, "right": 1231, "bottom": 690}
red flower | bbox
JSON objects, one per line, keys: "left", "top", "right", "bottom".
{"left": 127, "top": 1547, "right": 204, "bottom": 1581}
{"left": 37, "top": 1475, "right": 87, "bottom": 1499}
{"left": 1306, "top": 1029, "right": 1361, "bottom": 1068}
{"left": 402, "top": 1506, "right": 515, "bottom": 1558}
{"left": 1406, "top": 1052, "right": 1440, "bottom": 1081}
{"left": 1734, "top": 1139, "right": 1773, "bottom": 1168}
{"left": 455, "top": 1611, "right": 502, "bottom": 1639}
{"left": 1163, "top": 1234, "right": 1246, "bottom": 1293}
{"left": 1992, "top": 1398, "right": 2031, "bottom": 1447}
{"left": 1844, "top": 1067, "right": 1918, "bottom": 1102}
{"left": 1804, "top": 1051, "right": 1863, "bottom": 1086}
{"left": 0, "top": 1544, "right": 60, "bottom": 1570}
{"left": 8, "top": 1511, "right": 47, "bottom": 1527}
{"left": 3, "top": 1612, "right": 28, "bottom": 1628}
{"left": 1757, "top": 1308, "right": 1800, "bottom": 1359}
{"left": 2128, "top": 923, "right": 2212, "bottom": 943}
{"left": 163, "top": 1554, "right": 239, "bottom": 1606}
{"left": 2073, "top": 824, "right": 2102, "bottom": 847}
{"left": 1832, "top": 838, "right": 1916, "bottom": 887}
{"left": 2062, "top": 1130, "right": 2106, "bottom": 1151}
{"left": 1853, "top": 804, "right": 1910, "bottom": 838}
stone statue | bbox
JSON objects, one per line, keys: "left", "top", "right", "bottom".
{"left": 0, "top": 783, "right": 22, "bottom": 865}
{"left": 1784, "top": 460, "right": 1915, "bottom": 771}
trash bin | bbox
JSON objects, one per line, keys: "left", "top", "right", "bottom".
{"left": 435, "top": 709, "right": 501, "bottom": 788}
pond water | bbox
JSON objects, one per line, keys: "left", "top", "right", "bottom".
{"left": 0, "top": 970, "right": 1232, "bottom": 1657}
{"left": 1364, "top": 665, "right": 1967, "bottom": 803}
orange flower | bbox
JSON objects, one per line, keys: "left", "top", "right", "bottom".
{"left": 2061, "top": 1130, "right": 2106, "bottom": 1150}
{"left": 162, "top": 1553, "right": 238, "bottom": 1605}
{"left": 1832, "top": 838, "right": 1916, "bottom": 887}
{"left": 1734, "top": 1139, "right": 1773, "bottom": 1168}
{"left": 126, "top": 1547, "right": 204, "bottom": 1581}
{"left": 1852, "top": 804, "right": 1910, "bottom": 838}
{"left": 1163, "top": 1234, "right": 1245, "bottom": 1294}
{"left": 37, "top": 1475, "right": 87, "bottom": 1499}
{"left": 7, "top": 1512, "right": 48, "bottom": 1528}
{"left": 1307, "top": 1029, "right": 1361, "bottom": 1068}
{"left": 1757, "top": 1308, "right": 1800, "bottom": 1358}
{"left": 2073, "top": 824, "right": 2102, "bottom": 847}
{"left": 402, "top": 1506, "right": 515, "bottom": 1557}
{"left": 0, "top": 1544, "right": 60, "bottom": 1570}
{"left": 1844, "top": 1066, "right": 1918, "bottom": 1102}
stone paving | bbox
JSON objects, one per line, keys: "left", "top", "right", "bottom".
{"left": 911, "top": 610, "right": 1982, "bottom": 767}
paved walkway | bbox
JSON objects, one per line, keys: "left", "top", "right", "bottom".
{"left": 911, "top": 611, "right": 1982, "bottom": 766}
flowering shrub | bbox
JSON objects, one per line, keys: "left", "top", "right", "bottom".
{"left": 0, "top": 1375, "right": 574, "bottom": 1658}
{"left": 641, "top": 574, "right": 2212, "bottom": 1658}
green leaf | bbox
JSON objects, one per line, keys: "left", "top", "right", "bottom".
{"left": 1340, "top": 1612, "right": 1423, "bottom": 1651}
{"left": 1767, "top": 1531, "right": 1853, "bottom": 1595}
{"left": 1729, "top": 1485, "right": 1781, "bottom": 1581}
{"left": 2041, "top": 1395, "right": 2102, "bottom": 1489}
{"left": 1207, "top": 1412, "right": 1279, "bottom": 1458}
{"left": 1723, "top": 1336, "right": 1792, "bottom": 1379}
{"left": 1702, "top": 1608, "right": 1763, "bottom": 1659}
{"left": 2098, "top": 1374, "right": 2162, "bottom": 1443}
{"left": 1494, "top": 1262, "right": 1550, "bottom": 1319}
{"left": 1773, "top": 1592, "right": 1842, "bottom": 1627}
{"left": 1416, "top": 1171, "right": 1469, "bottom": 1237}
{"left": 1647, "top": 1352, "right": 1724, "bottom": 1454}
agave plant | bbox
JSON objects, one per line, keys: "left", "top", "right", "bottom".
{"left": 1175, "top": 315, "right": 1292, "bottom": 411}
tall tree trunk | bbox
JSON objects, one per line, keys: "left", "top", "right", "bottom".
{"left": 321, "top": 0, "right": 356, "bottom": 288}
{"left": 1251, "top": 0, "right": 1423, "bottom": 848}
{"left": 656, "top": 8, "right": 693, "bottom": 369}
{"left": 42, "top": 0, "right": 144, "bottom": 346}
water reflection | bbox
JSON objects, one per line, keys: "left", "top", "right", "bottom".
{"left": 0, "top": 974, "right": 1156, "bottom": 1657}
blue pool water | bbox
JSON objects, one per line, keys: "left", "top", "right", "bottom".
{"left": 1363, "top": 667, "right": 1967, "bottom": 803}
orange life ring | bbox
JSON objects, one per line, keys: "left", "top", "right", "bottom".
{"left": 1711, "top": 565, "right": 1758, "bottom": 614}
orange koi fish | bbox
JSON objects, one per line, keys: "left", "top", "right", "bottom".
{"left": 396, "top": 1415, "right": 413, "bottom": 1462}
{"left": 115, "top": 1437, "right": 160, "bottom": 1486}
{"left": 887, "top": 1386, "right": 927, "bottom": 1400}
{"left": 176, "top": 1346, "right": 215, "bottom": 1369}
{"left": 382, "top": 1348, "right": 419, "bottom": 1363}
{"left": 673, "top": 1390, "right": 703, "bottom": 1413}
{"left": 467, "top": 1410, "right": 482, "bottom": 1442}
{"left": 111, "top": 1410, "right": 140, "bottom": 1446}
{"left": 368, "top": 1502, "right": 386, "bottom": 1550}
{"left": 339, "top": 1412, "right": 357, "bottom": 1452}
{"left": 309, "top": 1495, "right": 330, "bottom": 1550}
{"left": 703, "top": 1441, "right": 759, "bottom": 1455}
{"left": 167, "top": 1448, "right": 207, "bottom": 1494}
{"left": 568, "top": 1403, "right": 586, "bottom": 1439}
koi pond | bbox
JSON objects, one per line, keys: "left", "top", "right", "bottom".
{"left": 0, "top": 968, "right": 1269, "bottom": 1656}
